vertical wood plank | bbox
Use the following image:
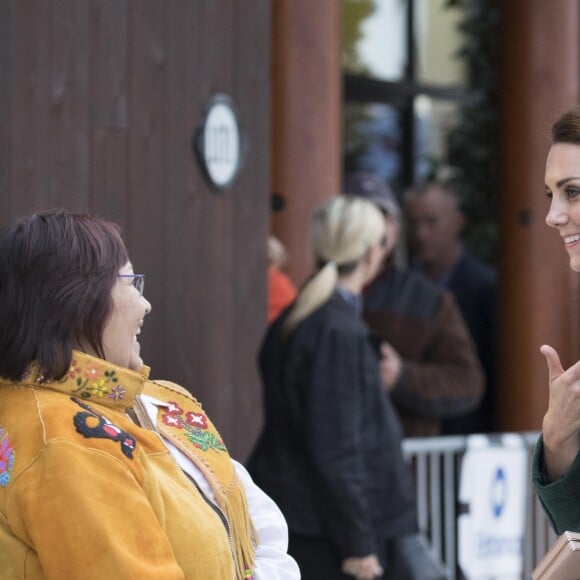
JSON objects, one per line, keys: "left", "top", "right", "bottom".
{"left": 10, "top": 0, "right": 50, "bottom": 214}
{"left": 89, "top": 0, "right": 128, "bottom": 224}
{"left": 126, "top": 0, "right": 169, "bottom": 375}
{"left": 189, "top": 0, "right": 236, "bottom": 445}
{"left": 231, "top": 0, "right": 271, "bottom": 460}
{"left": 163, "top": 0, "right": 202, "bottom": 389}
{"left": 48, "top": 0, "right": 90, "bottom": 210}
{"left": 0, "top": 1, "right": 11, "bottom": 218}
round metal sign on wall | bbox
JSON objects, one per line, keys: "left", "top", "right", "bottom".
{"left": 194, "top": 94, "right": 243, "bottom": 190}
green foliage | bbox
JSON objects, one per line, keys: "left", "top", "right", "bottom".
{"left": 343, "top": 104, "right": 371, "bottom": 173}
{"left": 441, "top": 0, "right": 500, "bottom": 264}
{"left": 341, "top": 0, "right": 376, "bottom": 74}
{"left": 341, "top": 1, "right": 378, "bottom": 179}
{"left": 340, "top": 0, "right": 500, "bottom": 265}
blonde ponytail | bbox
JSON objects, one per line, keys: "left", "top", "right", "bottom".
{"left": 282, "top": 260, "right": 337, "bottom": 336}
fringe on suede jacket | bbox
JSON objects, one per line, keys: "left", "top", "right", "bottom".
{"left": 0, "top": 351, "right": 263, "bottom": 580}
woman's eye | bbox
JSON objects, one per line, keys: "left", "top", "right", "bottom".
{"left": 566, "top": 187, "right": 580, "bottom": 199}
{"left": 545, "top": 189, "right": 553, "bottom": 199}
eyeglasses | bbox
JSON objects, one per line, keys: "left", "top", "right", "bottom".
{"left": 118, "top": 274, "right": 145, "bottom": 296}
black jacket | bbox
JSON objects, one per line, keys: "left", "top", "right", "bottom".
{"left": 442, "top": 251, "right": 498, "bottom": 434}
{"left": 247, "top": 291, "right": 417, "bottom": 560}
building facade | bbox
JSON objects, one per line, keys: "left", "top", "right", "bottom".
{"left": 0, "top": 1, "right": 578, "bottom": 458}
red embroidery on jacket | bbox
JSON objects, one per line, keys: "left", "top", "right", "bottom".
{"left": 160, "top": 404, "right": 226, "bottom": 453}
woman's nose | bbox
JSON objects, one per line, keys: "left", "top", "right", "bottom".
{"left": 546, "top": 196, "right": 569, "bottom": 228}
{"left": 143, "top": 297, "right": 152, "bottom": 315}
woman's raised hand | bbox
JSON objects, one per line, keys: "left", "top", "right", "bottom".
{"left": 541, "top": 344, "right": 580, "bottom": 481}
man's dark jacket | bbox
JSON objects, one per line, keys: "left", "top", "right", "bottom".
{"left": 441, "top": 251, "right": 498, "bottom": 434}
{"left": 363, "top": 266, "right": 484, "bottom": 437}
{"left": 247, "top": 292, "right": 418, "bottom": 560}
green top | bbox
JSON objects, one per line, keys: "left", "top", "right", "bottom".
{"left": 532, "top": 435, "right": 580, "bottom": 534}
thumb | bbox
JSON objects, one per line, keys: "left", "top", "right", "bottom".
{"left": 540, "top": 344, "right": 564, "bottom": 381}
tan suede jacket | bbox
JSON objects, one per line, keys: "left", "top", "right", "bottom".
{"left": 0, "top": 352, "right": 255, "bottom": 580}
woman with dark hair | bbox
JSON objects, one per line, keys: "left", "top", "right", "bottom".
{"left": 248, "top": 197, "right": 443, "bottom": 580}
{"left": 0, "top": 209, "right": 299, "bottom": 580}
{"left": 534, "top": 105, "right": 580, "bottom": 532}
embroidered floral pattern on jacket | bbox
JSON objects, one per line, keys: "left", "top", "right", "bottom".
{"left": 71, "top": 398, "right": 137, "bottom": 459}
{"left": 68, "top": 359, "right": 81, "bottom": 379}
{"left": 0, "top": 427, "right": 15, "bottom": 487}
{"left": 14, "top": 357, "right": 131, "bottom": 406}
{"left": 161, "top": 401, "right": 226, "bottom": 452}
{"left": 70, "top": 360, "right": 125, "bottom": 401}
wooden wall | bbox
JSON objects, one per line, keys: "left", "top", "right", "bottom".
{"left": 0, "top": 0, "right": 270, "bottom": 460}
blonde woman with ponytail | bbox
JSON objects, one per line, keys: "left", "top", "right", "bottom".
{"left": 282, "top": 196, "right": 385, "bottom": 336}
{"left": 248, "top": 196, "right": 424, "bottom": 580}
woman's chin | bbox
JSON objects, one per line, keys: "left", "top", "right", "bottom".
{"left": 129, "top": 353, "right": 143, "bottom": 371}
{"left": 570, "top": 256, "right": 580, "bottom": 273}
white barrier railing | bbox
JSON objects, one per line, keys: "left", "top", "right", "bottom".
{"left": 402, "top": 432, "right": 556, "bottom": 579}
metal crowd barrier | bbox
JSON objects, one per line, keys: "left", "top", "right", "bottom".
{"left": 402, "top": 432, "right": 556, "bottom": 580}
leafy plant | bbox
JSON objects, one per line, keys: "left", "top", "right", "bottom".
{"left": 441, "top": 0, "right": 500, "bottom": 264}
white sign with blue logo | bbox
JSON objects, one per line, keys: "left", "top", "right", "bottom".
{"left": 458, "top": 434, "right": 527, "bottom": 579}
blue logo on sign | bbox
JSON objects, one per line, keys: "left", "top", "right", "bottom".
{"left": 490, "top": 466, "right": 507, "bottom": 518}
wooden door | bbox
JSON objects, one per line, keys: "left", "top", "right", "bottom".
{"left": 0, "top": 0, "right": 270, "bottom": 459}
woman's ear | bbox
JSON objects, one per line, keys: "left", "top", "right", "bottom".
{"left": 361, "top": 245, "right": 374, "bottom": 266}
{"left": 359, "top": 245, "right": 377, "bottom": 280}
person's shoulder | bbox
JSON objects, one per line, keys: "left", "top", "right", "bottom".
{"left": 147, "top": 379, "right": 193, "bottom": 399}
{"left": 396, "top": 267, "right": 446, "bottom": 296}
{"left": 314, "top": 297, "right": 370, "bottom": 357}
{"left": 365, "top": 266, "right": 444, "bottom": 318}
{"left": 3, "top": 387, "right": 86, "bottom": 441}
{"left": 144, "top": 380, "right": 205, "bottom": 411}
{"left": 0, "top": 386, "right": 45, "bottom": 474}
{"left": 323, "top": 292, "right": 363, "bottom": 325}
{"left": 458, "top": 252, "right": 498, "bottom": 285}
{"left": 268, "top": 267, "right": 298, "bottom": 322}
{"left": 292, "top": 292, "right": 365, "bottom": 344}
{"left": 268, "top": 266, "right": 297, "bottom": 294}
{"left": 0, "top": 388, "right": 141, "bottom": 487}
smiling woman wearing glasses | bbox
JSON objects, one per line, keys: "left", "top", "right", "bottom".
{"left": 0, "top": 209, "right": 299, "bottom": 580}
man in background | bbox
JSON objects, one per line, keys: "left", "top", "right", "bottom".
{"left": 405, "top": 182, "right": 498, "bottom": 434}
{"left": 345, "top": 173, "right": 484, "bottom": 437}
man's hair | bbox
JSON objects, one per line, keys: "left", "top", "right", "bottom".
{"left": 343, "top": 172, "right": 401, "bottom": 219}
{"left": 404, "top": 181, "right": 461, "bottom": 211}
{"left": 0, "top": 209, "right": 129, "bottom": 381}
